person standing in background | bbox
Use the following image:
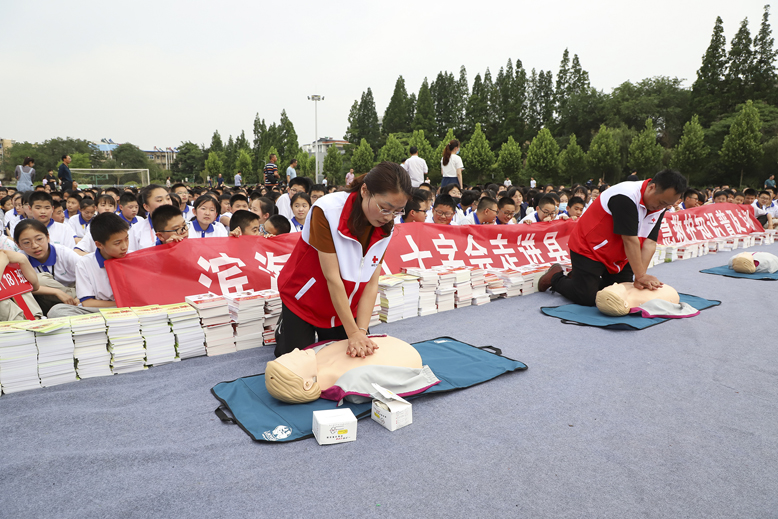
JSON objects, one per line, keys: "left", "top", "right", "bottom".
{"left": 440, "top": 140, "right": 463, "bottom": 189}
{"left": 286, "top": 159, "right": 298, "bottom": 184}
{"left": 58, "top": 155, "right": 73, "bottom": 192}
{"left": 15, "top": 157, "right": 36, "bottom": 192}
{"left": 234, "top": 170, "right": 242, "bottom": 187}
{"left": 402, "top": 147, "right": 428, "bottom": 188}
{"left": 264, "top": 154, "right": 280, "bottom": 187}
{"left": 345, "top": 168, "right": 355, "bottom": 187}
{"left": 166, "top": 176, "right": 172, "bottom": 188}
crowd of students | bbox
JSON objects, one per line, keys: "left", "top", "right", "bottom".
{"left": 1, "top": 170, "right": 776, "bottom": 323}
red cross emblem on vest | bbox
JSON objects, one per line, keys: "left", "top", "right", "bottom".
{"left": 372, "top": 256, "right": 379, "bottom": 264}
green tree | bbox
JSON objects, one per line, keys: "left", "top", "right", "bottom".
{"left": 461, "top": 123, "right": 495, "bottom": 183}
{"left": 357, "top": 88, "right": 380, "bottom": 151}
{"left": 209, "top": 130, "right": 224, "bottom": 154}
{"left": 383, "top": 76, "right": 411, "bottom": 135}
{"left": 412, "top": 78, "right": 436, "bottom": 140}
{"left": 69, "top": 152, "right": 92, "bottom": 169}
{"left": 204, "top": 151, "right": 223, "bottom": 183}
{"left": 586, "top": 125, "right": 621, "bottom": 183}
{"left": 172, "top": 141, "right": 204, "bottom": 181}
{"left": 235, "top": 149, "right": 253, "bottom": 183}
{"left": 720, "top": 100, "right": 764, "bottom": 187}
{"left": 559, "top": 134, "right": 586, "bottom": 185}
{"left": 496, "top": 136, "right": 523, "bottom": 181}
{"left": 344, "top": 101, "right": 360, "bottom": 145}
{"left": 464, "top": 73, "right": 489, "bottom": 142}
{"left": 351, "top": 139, "right": 375, "bottom": 174}
{"left": 628, "top": 118, "right": 663, "bottom": 178}
{"left": 525, "top": 128, "right": 560, "bottom": 183}
{"left": 691, "top": 16, "right": 728, "bottom": 125}
{"left": 726, "top": 18, "right": 755, "bottom": 111}
{"left": 752, "top": 5, "right": 778, "bottom": 104}
{"left": 323, "top": 145, "right": 344, "bottom": 184}
{"left": 113, "top": 143, "right": 151, "bottom": 169}
{"left": 555, "top": 49, "right": 571, "bottom": 119}
{"left": 670, "top": 115, "right": 709, "bottom": 184}
{"left": 278, "top": 109, "right": 301, "bottom": 166}
{"left": 430, "top": 71, "right": 459, "bottom": 141}
{"left": 377, "top": 134, "right": 407, "bottom": 164}
{"left": 224, "top": 135, "right": 237, "bottom": 180}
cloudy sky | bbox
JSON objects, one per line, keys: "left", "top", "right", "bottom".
{"left": 0, "top": 1, "right": 771, "bottom": 151}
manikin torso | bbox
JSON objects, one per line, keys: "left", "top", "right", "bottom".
{"left": 601, "top": 282, "right": 680, "bottom": 308}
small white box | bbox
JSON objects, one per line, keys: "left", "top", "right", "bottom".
{"left": 370, "top": 383, "right": 413, "bottom": 432}
{"left": 312, "top": 408, "right": 357, "bottom": 445}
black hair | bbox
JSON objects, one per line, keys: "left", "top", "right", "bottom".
{"left": 441, "top": 184, "right": 461, "bottom": 196}
{"left": 290, "top": 192, "right": 312, "bottom": 207}
{"left": 743, "top": 188, "right": 758, "bottom": 197}
{"left": 140, "top": 184, "right": 167, "bottom": 208}
{"left": 713, "top": 190, "right": 728, "bottom": 200}
{"left": 171, "top": 183, "right": 188, "bottom": 194}
{"left": 14, "top": 219, "right": 48, "bottom": 244}
{"left": 568, "top": 196, "right": 585, "bottom": 208}
{"left": 168, "top": 192, "right": 182, "bottom": 208}
{"left": 229, "top": 194, "right": 249, "bottom": 207}
{"left": 255, "top": 197, "right": 275, "bottom": 216}
{"left": 546, "top": 192, "right": 560, "bottom": 204}
{"left": 266, "top": 214, "right": 290, "bottom": 234}
{"left": 758, "top": 190, "right": 772, "bottom": 198}
{"left": 80, "top": 198, "right": 96, "bottom": 210}
{"left": 28, "top": 191, "right": 54, "bottom": 206}
{"left": 289, "top": 177, "right": 311, "bottom": 193}
{"left": 433, "top": 194, "right": 456, "bottom": 211}
{"left": 0, "top": 196, "right": 11, "bottom": 209}
{"left": 477, "top": 197, "right": 497, "bottom": 212}
{"left": 497, "top": 197, "right": 516, "bottom": 210}
{"left": 90, "top": 212, "right": 129, "bottom": 244}
{"left": 104, "top": 187, "right": 122, "bottom": 198}
{"left": 683, "top": 189, "right": 699, "bottom": 201}
{"left": 311, "top": 184, "right": 326, "bottom": 194}
{"left": 347, "top": 161, "right": 413, "bottom": 238}
{"left": 460, "top": 190, "right": 479, "bottom": 207}
{"left": 151, "top": 204, "right": 183, "bottom": 232}
{"left": 119, "top": 193, "right": 137, "bottom": 206}
{"left": 193, "top": 194, "right": 220, "bottom": 214}
{"left": 537, "top": 195, "right": 557, "bottom": 208}
{"left": 649, "top": 169, "right": 687, "bottom": 194}
{"left": 96, "top": 194, "right": 115, "bottom": 208}
{"left": 61, "top": 154, "right": 69, "bottom": 161}
{"left": 218, "top": 193, "right": 232, "bottom": 204}
{"left": 404, "top": 190, "right": 428, "bottom": 216}
{"left": 409, "top": 146, "right": 418, "bottom": 155}
{"left": 229, "top": 209, "right": 260, "bottom": 232}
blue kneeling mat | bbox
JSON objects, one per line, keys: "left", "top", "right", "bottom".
{"left": 540, "top": 294, "right": 721, "bottom": 330}
{"left": 701, "top": 265, "right": 778, "bottom": 280}
{"left": 211, "top": 337, "right": 527, "bottom": 443}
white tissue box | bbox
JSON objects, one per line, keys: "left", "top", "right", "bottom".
{"left": 370, "top": 383, "right": 413, "bottom": 432}
{"left": 312, "top": 408, "right": 357, "bottom": 445}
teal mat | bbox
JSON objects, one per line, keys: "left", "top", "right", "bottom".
{"left": 541, "top": 294, "right": 721, "bottom": 330}
{"left": 211, "top": 337, "right": 527, "bottom": 442}
{"left": 701, "top": 265, "right": 778, "bottom": 280}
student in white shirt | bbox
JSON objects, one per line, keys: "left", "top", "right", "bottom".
{"left": 427, "top": 195, "right": 458, "bottom": 225}
{"left": 75, "top": 194, "right": 120, "bottom": 255}
{"left": 128, "top": 184, "right": 171, "bottom": 252}
{"left": 440, "top": 139, "right": 463, "bottom": 189}
{"left": 520, "top": 195, "right": 558, "bottom": 224}
{"left": 276, "top": 178, "right": 310, "bottom": 223}
{"left": 69, "top": 198, "right": 96, "bottom": 242}
{"left": 25, "top": 191, "right": 76, "bottom": 249}
{"left": 219, "top": 193, "right": 250, "bottom": 228}
{"left": 495, "top": 197, "right": 517, "bottom": 225}
{"left": 188, "top": 195, "right": 228, "bottom": 238}
{"left": 402, "top": 147, "right": 429, "bottom": 188}
{"left": 753, "top": 190, "right": 777, "bottom": 229}
{"left": 289, "top": 192, "right": 311, "bottom": 233}
{"left": 118, "top": 192, "right": 145, "bottom": 228}
{"left": 171, "top": 183, "right": 194, "bottom": 221}
{"left": 459, "top": 197, "right": 498, "bottom": 225}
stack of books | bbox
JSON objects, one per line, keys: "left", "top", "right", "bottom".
{"left": 100, "top": 308, "right": 146, "bottom": 374}
{"left": 393, "top": 273, "right": 420, "bottom": 319}
{"left": 468, "top": 267, "right": 490, "bottom": 305}
{"left": 451, "top": 267, "right": 472, "bottom": 308}
{"left": 185, "top": 293, "right": 235, "bottom": 356}
{"left": 433, "top": 267, "right": 456, "bottom": 312}
{"left": 225, "top": 290, "right": 266, "bottom": 351}
{"left": 378, "top": 275, "right": 405, "bottom": 323}
{"left": 22, "top": 318, "right": 78, "bottom": 387}
{"left": 257, "top": 289, "right": 282, "bottom": 347}
{"left": 0, "top": 322, "right": 40, "bottom": 393}
{"left": 70, "top": 313, "right": 112, "bottom": 378}
{"left": 163, "top": 303, "right": 206, "bottom": 359}
{"left": 404, "top": 268, "right": 438, "bottom": 316}
{"left": 495, "top": 268, "right": 524, "bottom": 297}
{"left": 133, "top": 305, "right": 177, "bottom": 366}
{"left": 484, "top": 272, "right": 508, "bottom": 299}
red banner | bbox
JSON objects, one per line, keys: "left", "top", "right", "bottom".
{"left": 0, "top": 263, "right": 34, "bottom": 301}
{"left": 657, "top": 203, "right": 762, "bottom": 245}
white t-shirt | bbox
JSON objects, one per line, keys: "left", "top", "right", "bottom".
{"left": 128, "top": 217, "right": 157, "bottom": 252}
{"left": 530, "top": 179, "right": 537, "bottom": 188}
{"left": 276, "top": 193, "right": 293, "bottom": 222}
{"left": 69, "top": 213, "right": 91, "bottom": 239}
{"left": 47, "top": 219, "right": 77, "bottom": 249}
{"left": 402, "top": 155, "right": 428, "bottom": 188}
{"left": 28, "top": 243, "right": 79, "bottom": 286}
{"left": 188, "top": 220, "right": 228, "bottom": 238}
{"left": 75, "top": 230, "right": 96, "bottom": 254}
{"left": 440, "top": 154, "right": 463, "bottom": 178}
{"left": 76, "top": 250, "right": 114, "bottom": 303}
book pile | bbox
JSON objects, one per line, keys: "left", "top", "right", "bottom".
{"left": 494, "top": 268, "right": 524, "bottom": 297}
{"left": 433, "top": 267, "right": 456, "bottom": 312}
{"left": 21, "top": 318, "right": 78, "bottom": 387}
{"left": 370, "top": 292, "right": 381, "bottom": 327}
{"left": 133, "top": 305, "right": 177, "bottom": 366}
{"left": 484, "top": 271, "right": 507, "bottom": 299}
{"left": 403, "top": 268, "right": 438, "bottom": 316}
{"left": 163, "top": 303, "right": 206, "bottom": 359}
{"left": 393, "top": 273, "right": 420, "bottom": 319}
{"left": 468, "top": 267, "right": 490, "bottom": 305}
{"left": 100, "top": 308, "right": 146, "bottom": 374}
{"left": 0, "top": 322, "right": 40, "bottom": 393}
{"left": 518, "top": 265, "right": 547, "bottom": 295}
{"left": 450, "top": 267, "right": 472, "bottom": 308}
{"left": 225, "top": 290, "right": 266, "bottom": 351}
{"left": 258, "top": 289, "right": 282, "bottom": 347}
{"left": 185, "top": 293, "right": 235, "bottom": 356}
{"left": 70, "top": 313, "right": 112, "bottom": 378}
{"left": 378, "top": 275, "right": 405, "bottom": 323}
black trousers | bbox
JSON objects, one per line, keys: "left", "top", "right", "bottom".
{"left": 550, "top": 251, "right": 634, "bottom": 306}
{"left": 274, "top": 303, "right": 349, "bottom": 357}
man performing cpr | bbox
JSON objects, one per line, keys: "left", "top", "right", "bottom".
{"left": 538, "top": 169, "right": 687, "bottom": 305}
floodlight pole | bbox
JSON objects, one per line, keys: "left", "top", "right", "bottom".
{"left": 308, "top": 95, "right": 324, "bottom": 183}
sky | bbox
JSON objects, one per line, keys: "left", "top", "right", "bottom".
{"left": 0, "top": 1, "right": 772, "bottom": 151}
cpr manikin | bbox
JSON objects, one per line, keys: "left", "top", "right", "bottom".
{"left": 265, "top": 336, "right": 439, "bottom": 404}
{"left": 594, "top": 282, "right": 698, "bottom": 318}
{"left": 729, "top": 252, "right": 778, "bottom": 274}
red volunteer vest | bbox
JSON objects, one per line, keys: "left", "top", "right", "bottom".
{"left": 278, "top": 192, "right": 392, "bottom": 328}
{"left": 569, "top": 180, "right": 664, "bottom": 274}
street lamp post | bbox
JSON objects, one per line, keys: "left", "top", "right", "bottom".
{"left": 307, "top": 95, "right": 324, "bottom": 183}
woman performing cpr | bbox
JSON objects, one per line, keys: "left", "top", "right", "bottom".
{"left": 276, "top": 162, "right": 412, "bottom": 358}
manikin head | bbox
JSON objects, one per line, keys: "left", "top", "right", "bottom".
{"left": 595, "top": 283, "right": 631, "bottom": 316}
{"left": 265, "top": 348, "right": 321, "bottom": 403}
{"left": 730, "top": 252, "right": 756, "bottom": 274}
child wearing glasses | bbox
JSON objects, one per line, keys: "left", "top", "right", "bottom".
{"left": 152, "top": 205, "right": 189, "bottom": 245}
{"left": 459, "top": 197, "right": 498, "bottom": 225}
{"left": 520, "top": 195, "right": 558, "bottom": 224}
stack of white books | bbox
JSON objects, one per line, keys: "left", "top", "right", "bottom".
{"left": 404, "top": 268, "right": 438, "bottom": 316}
{"left": 100, "top": 308, "right": 146, "bottom": 374}
{"left": 21, "top": 318, "right": 78, "bottom": 387}
{"left": 393, "top": 273, "right": 420, "bottom": 319}
{"left": 370, "top": 292, "right": 381, "bottom": 327}
{"left": 484, "top": 272, "right": 508, "bottom": 299}
{"left": 162, "top": 303, "right": 206, "bottom": 359}
{"left": 185, "top": 293, "right": 235, "bottom": 356}
{"left": 0, "top": 322, "right": 41, "bottom": 393}
{"left": 70, "top": 313, "right": 112, "bottom": 378}
{"left": 378, "top": 275, "right": 405, "bottom": 323}
{"left": 257, "top": 289, "right": 282, "bottom": 347}
{"left": 468, "top": 267, "right": 489, "bottom": 305}
{"left": 494, "top": 268, "right": 524, "bottom": 297}
{"left": 450, "top": 267, "right": 472, "bottom": 308}
{"left": 133, "top": 305, "right": 177, "bottom": 366}
{"left": 225, "top": 290, "right": 266, "bottom": 351}
{"left": 433, "top": 267, "right": 456, "bottom": 312}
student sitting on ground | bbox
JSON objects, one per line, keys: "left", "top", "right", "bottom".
{"left": 24, "top": 191, "right": 76, "bottom": 249}
{"left": 151, "top": 205, "right": 189, "bottom": 245}
{"left": 64, "top": 192, "right": 82, "bottom": 220}
{"left": 4, "top": 192, "right": 24, "bottom": 236}
{"left": 218, "top": 193, "right": 232, "bottom": 216}
{"left": 48, "top": 213, "right": 129, "bottom": 317}
{"left": 713, "top": 190, "right": 728, "bottom": 204}
{"left": 219, "top": 193, "right": 250, "bottom": 228}
{"left": 188, "top": 195, "right": 228, "bottom": 238}
{"left": 734, "top": 192, "right": 745, "bottom": 204}
{"left": 753, "top": 190, "right": 777, "bottom": 229}
{"left": 743, "top": 188, "right": 758, "bottom": 206}
{"left": 76, "top": 194, "right": 121, "bottom": 255}
{"left": 428, "top": 194, "right": 458, "bottom": 225}
{"left": 561, "top": 196, "right": 585, "bottom": 220}
{"left": 250, "top": 196, "right": 274, "bottom": 233}
{"left": 0, "top": 248, "right": 43, "bottom": 320}
{"left": 310, "top": 184, "right": 327, "bottom": 204}
{"left": 263, "top": 214, "right": 291, "bottom": 236}
{"left": 128, "top": 184, "right": 171, "bottom": 252}
{"left": 14, "top": 219, "right": 79, "bottom": 314}
{"left": 459, "top": 197, "right": 498, "bottom": 225}
{"left": 495, "top": 197, "right": 517, "bottom": 225}
{"left": 69, "top": 198, "right": 96, "bottom": 243}
{"left": 229, "top": 209, "right": 262, "bottom": 236}
{"left": 520, "top": 195, "right": 558, "bottom": 224}
{"left": 454, "top": 189, "right": 479, "bottom": 224}
{"left": 397, "top": 190, "right": 430, "bottom": 223}
{"left": 171, "top": 183, "right": 194, "bottom": 221}
{"left": 289, "top": 192, "right": 312, "bottom": 233}
{"left": 118, "top": 192, "right": 143, "bottom": 228}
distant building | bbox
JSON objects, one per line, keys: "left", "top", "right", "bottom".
{"left": 143, "top": 148, "right": 177, "bottom": 171}
{"left": 302, "top": 137, "right": 349, "bottom": 157}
